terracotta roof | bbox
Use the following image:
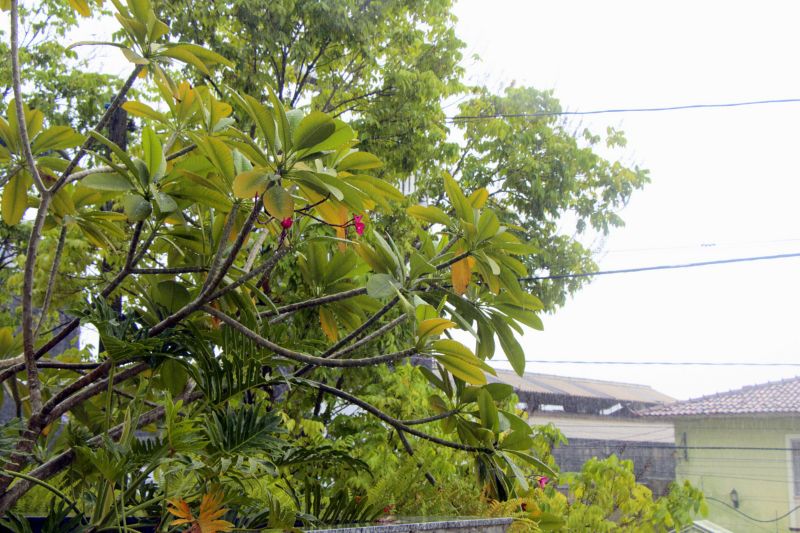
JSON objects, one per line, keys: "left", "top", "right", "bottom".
{"left": 640, "top": 376, "right": 800, "bottom": 417}
{"left": 490, "top": 369, "right": 675, "bottom": 405}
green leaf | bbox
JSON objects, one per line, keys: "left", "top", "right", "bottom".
{"left": 1, "top": 172, "right": 31, "bottom": 225}
{"left": 122, "top": 101, "right": 166, "bottom": 122}
{"left": 153, "top": 191, "right": 178, "bottom": 213}
{"left": 418, "top": 318, "right": 456, "bottom": 340}
{"left": 292, "top": 111, "right": 336, "bottom": 151}
{"left": 499, "top": 429, "right": 533, "bottom": 451}
{"left": 366, "top": 273, "right": 399, "bottom": 299}
{"left": 121, "top": 193, "right": 152, "bottom": 221}
{"left": 142, "top": 127, "right": 166, "bottom": 182}
{"left": 265, "top": 85, "right": 290, "bottom": 153}
{"left": 337, "top": 152, "right": 382, "bottom": 171}
{"left": 407, "top": 205, "right": 451, "bottom": 226}
{"left": 153, "top": 280, "right": 191, "bottom": 312}
{"left": 435, "top": 355, "right": 486, "bottom": 386}
{"left": 477, "top": 210, "right": 501, "bottom": 242}
{"left": 477, "top": 388, "right": 499, "bottom": 432}
{"left": 89, "top": 131, "right": 140, "bottom": 177}
{"left": 159, "top": 359, "right": 188, "bottom": 397}
{"left": 262, "top": 184, "right": 293, "bottom": 220}
{"left": 490, "top": 313, "right": 526, "bottom": 376}
{"left": 159, "top": 45, "right": 209, "bottom": 75}
{"left": 31, "top": 126, "right": 84, "bottom": 153}
{"left": 81, "top": 172, "right": 135, "bottom": 191}
{"left": 232, "top": 169, "right": 270, "bottom": 199}
{"left": 443, "top": 174, "right": 473, "bottom": 222}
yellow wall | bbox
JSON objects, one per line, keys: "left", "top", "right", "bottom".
{"left": 675, "top": 416, "right": 800, "bottom": 532}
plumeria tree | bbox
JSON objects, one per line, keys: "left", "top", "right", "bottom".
{"left": 0, "top": 0, "right": 558, "bottom": 526}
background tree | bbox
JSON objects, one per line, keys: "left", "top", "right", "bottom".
{"left": 159, "top": 0, "right": 648, "bottom": 310}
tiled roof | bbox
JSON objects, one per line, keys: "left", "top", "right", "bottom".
{"left": 640, "top": 376, "right": 800, "bottom": 417}
{"left": 490, "top": 369, "right": 675, "bottom": 405}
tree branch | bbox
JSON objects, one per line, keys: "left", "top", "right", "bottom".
{"left": 34, "top": 225, "right": 67, "bottom": 337}
{"left": 203, "top": 305, "right": 416, "bottom": 368}
{"left": 10, "top": 0, "right": 46, "bottom": 193}
{"left": 258, "top": 287, "right": 367, "bottom": 318}
{"left": 302, "top": 380, "right": 490, "bottom": 453}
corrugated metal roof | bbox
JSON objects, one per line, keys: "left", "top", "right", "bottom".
{"left": 640, "top": 375, "right": 800, "bottom": 417}
{"left": 490, "top": 369, "right": 675, "bottom": 404}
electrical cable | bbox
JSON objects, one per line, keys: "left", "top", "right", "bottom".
{"left": 446, "top": 97, "right": 800, "bottom": 122}
{"left": 506, "top": 360, "right": 800, "bottom": 367}
{"left": 706, "top": 496, "right": 800, "bottom": 523}
{"left": 519, "top": 251, "right": 800, "bottom": 282}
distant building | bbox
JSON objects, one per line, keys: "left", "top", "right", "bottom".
{"left": 490, "top": 369, "right": 676, "bottom": 495}
{"left": 641, "top": 376, "right": 800, "bottom": 532}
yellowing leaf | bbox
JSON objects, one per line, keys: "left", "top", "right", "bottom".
{"left": 262, "top": 184, "right": 293, "bottom": 221}
{"left": 122, "top": 101, "right": 165, "bottom": 122}
{"left": 468, "top": 187, "right": 489, "bottom": 208}
{"left": 168, "top": 491, "right": 234, "bottom": 533}
{"left": 320, "top": 307, "right": 339, "bottom": 342}
{"left": 2, "top": 171, "right": 31, "bottom": 225}
{"left": 68, "top": 0, "right": 91, "bottom": 17}
{"left": 232, "top": 169, "right": 269, "bottom": 199}
{"left": 418, "top": 318, "right": 456, "bottom": 340}
{"left": 451, "top": 248, "right": 474, "bottom": 296}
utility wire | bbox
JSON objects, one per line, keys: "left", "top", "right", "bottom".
{"left": 706, "top": 496, "right": 800, "bottom": 523}
{"left": 565, "top": 444, "right": 797, "bottom": 452}
{"left": 519, "top": 251, "right": 800, "bottom": 282}
{"left": 447, "top": 97, "right": 800, "bottom": 122}
{"left": 509, "top": 360, "right": 800, "bottom": 367}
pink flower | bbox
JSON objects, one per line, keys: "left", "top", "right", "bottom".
{"left": 537, "top": 476, "right": 550, "bottom": 489}
{"left": 353, "top": 215, "right": 365, "bottom": 236}
{"left": 281, "top": 217, "right": 293, "bottom": 229}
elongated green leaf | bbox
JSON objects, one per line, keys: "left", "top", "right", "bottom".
{"left": 122, "top": 101, "right": 165, "bottom": 122}
{"left": 292, "top": 111, "right": 336, "bottom": 151}
{"left": 407, "top": 205, "right": 450, "bottom": 226}
{"left": 434, "top": 354, "right": 486, "bottom": 385}
{"left": 81, "top": 172, "right": 136, "bottom": 191}
{"left": 30, "top": 126, "right": 84, "bottom": 153}
{"left": 477, "top": 388, "right": 499, "bottom": 432}
{"left": 337, "top": 152, "right": 382, "bottom": 171}
{"left": 443, "top": 174, "right": 473, "bottom": 222}
{"left": 418, "top": 318, "right": 456, "bottom": 340}
{"left": 154, "top": 191, "right": 178, "bottom": 213}
{"left": 142, "top": 127, "right": 166, "bottom": 182}
{"left": 490, "top": 313, "right": 526, "bottom": 376}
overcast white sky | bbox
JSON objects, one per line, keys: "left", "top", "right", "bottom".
{"left": 454, "top": 0, "right": 800, "bottom": 399}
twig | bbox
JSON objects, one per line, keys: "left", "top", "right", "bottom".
{"left": 302, "top": 380, "right": 491, "bottom": 453}
{"left": 34, "top": 225, "right": 67, "bottom": 337}
{"left": 258, "top": 287, "right": 367, "bottom": 318}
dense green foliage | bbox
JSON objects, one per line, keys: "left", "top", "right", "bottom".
{"left": 0, "top": 0, "right": 698, "bottom": 531}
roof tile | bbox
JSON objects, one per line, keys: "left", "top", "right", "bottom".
{"left": 640, "top": 375, "right": 800, "bottom": 417}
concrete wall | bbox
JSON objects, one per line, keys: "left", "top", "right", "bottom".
{"left": 553, "top": 438, "right": 676, "bottom": 497}
{"left": 306, "top": 518, "right": 512, "bottom": 532}
{"left": 675, "top": 416, "right": 800, "bottom": 532}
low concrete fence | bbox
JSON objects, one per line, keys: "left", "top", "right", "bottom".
{"left": 306, "top": 517, "right": 513, "bottom": 532}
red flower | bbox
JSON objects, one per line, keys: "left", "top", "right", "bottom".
{"left": 537, "top": 476, "right": 550, "bottom": 489}
{"left": 281, "top": 217, "right": 293, "bottom": 229}
{"left": 353, "top": 214, "right": 365, "bottom": 236}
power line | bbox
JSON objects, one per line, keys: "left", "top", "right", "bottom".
{"left": 446, "top": 97, "right": 800, "bottom": 122}
{"left": 514, "top": 360, "right": 800, "bottom": 367}
{"left": 519, "top": 251, "right": 800, "bottom": 282}
{"left": 565, "top": 444, "right": 796, "bottom": 452}
{"left": 706, "top": 496, "right": 800, "bottom": 523}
